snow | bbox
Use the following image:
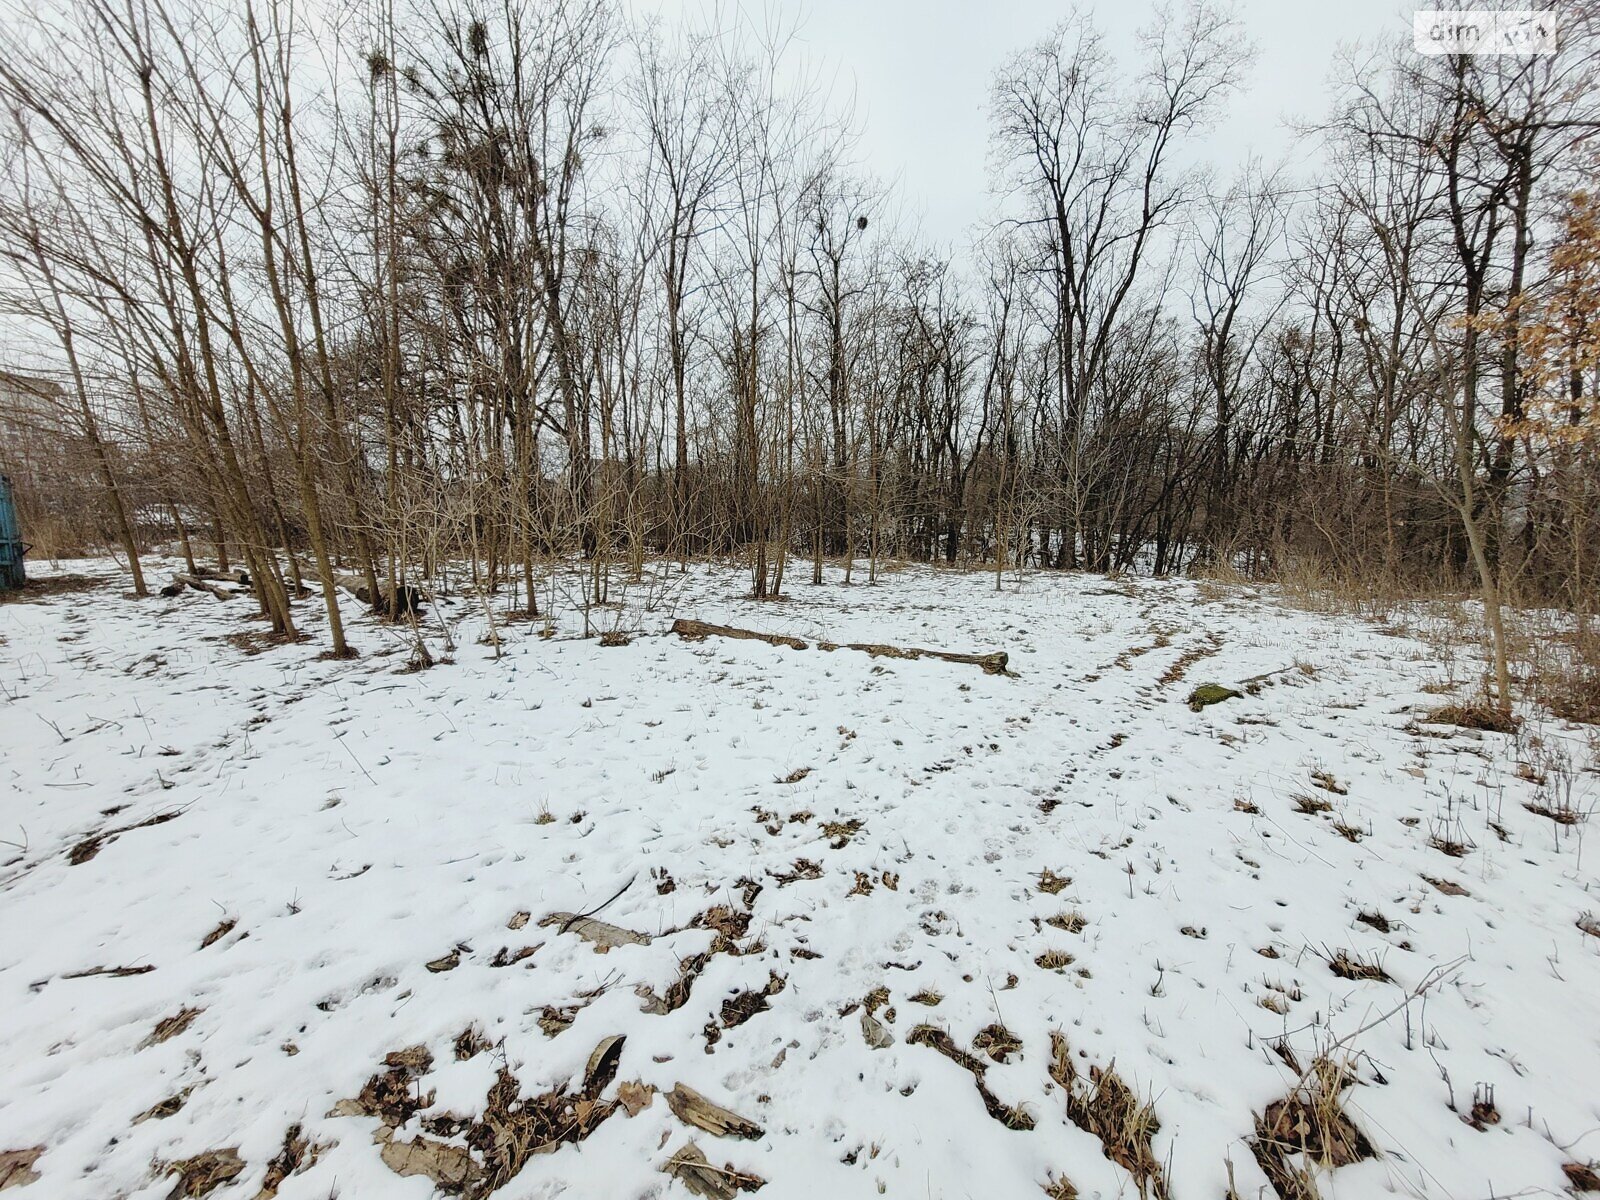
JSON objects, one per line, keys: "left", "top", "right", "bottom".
{"left": 1, "top": 558, "right": 1597, "bottom": 1199}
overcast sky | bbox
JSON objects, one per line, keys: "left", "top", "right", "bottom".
{"left": 632, "top": 0, "right": 1417, "bottom": 248}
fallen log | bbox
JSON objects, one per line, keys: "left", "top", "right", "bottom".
{"left": 300, "top": 564, "right": 426, "bottom": 617}
{"left": 670, "top": 618, "right": 1007, "bottom": 675}
{"left": 334, "top": 572, "right": 425, "bottom": 617}
{"left": 818, "top": 639, "right": 1008, "bottom": 675}
{"left": 166, "top": 573, "right": 235, "bottom": 601}
{"left": 670, "top": 618, "right": 808, "bottom": 651}
{"left": 193, "top": 566, "right": 251, "bottom": 586}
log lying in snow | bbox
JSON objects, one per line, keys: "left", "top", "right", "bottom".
{"left": 163, "top": 573, "right": 237, "bottom": 601}
{"left": 670, "top": 618, "right": 1008, "bottom": 675}
{"left": 305, "top": 565, "right": 425, "bottom": 617}
{"left": 669, "top": 618, "right": 808, "bottom": 651}
{"left": 817, "top": 639, "right": 1009, "bottom": 674}
{"left": 338, "top": 574, "right": 424, "bottom": 617}
{"left": 192, "top": 566, "right": 251, "bottom": 586}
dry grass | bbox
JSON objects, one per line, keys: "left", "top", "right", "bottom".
{"left": 1327, "top": 949, "right": 1390, "bottom": 982}
{"left": 1309, "top": 769, "right": 1347, "bottom": 795}
{"left": 141, "top": 1006, "right": 203, "bottom": 1048}
{"left": 820, "top": 818, "right": 863, "bottom": 847}
{"left": 1292, "top": 793, "right": 1333, "bottom": 815}
{"left": 1523, "top": 621, "right": 1600, "bottom": 725}
{"left": 340, "top": 1036, "right": 630, "bottom": 1195}
{"left": 259, "top": 1124, "right": 312, "bottom": 1197}
{"left": 1354, "top": 910, "right": 1391, "bottom": 934}
{"left": 770, "top": 858, "right": 822, "bottom": 886}
{"left": 1525, "top": 801, "right": 1584, "bottom": 825}
{"left": 165, "top": 1148, "right": 245, "bottom": 1198}
{"left": 1425, "top": 702, "right": 1520, "bottom": 734}
{"left": 1045, "top": 910, "right": 1088, "bottom": 933}
{"left": 1564, "top": 1162, "right": 1600, "bottom": 1192}
{"left": 693, "top": 905, "right": 753, "bottom": 942}
{"left": 67, "top": 809, "right": 181, "bottom": 866}
{"left": 704, "top": 971, "right": 786, "bottom": 1047}
{"left": 973, "top": 1023, "right": 1023, "bottom": 1063}
{"left": 906, "top": 1024, "right": 1035, "bottom": 1130}
{"left": 1156, "top": 632, "right": 1224, "bottom": 687}
{"left": 0, "top": 573, "right": 109, "bottom": 605}
{"left": 465, "top": 1064, "right": 619, "bottom": 1194}
{"left": 1251, "top": 1055, "right": 1373, "bottom": 1200}
{"left": 1048, "top": 1033, "right": 1168, "bottom": 1200}
{"left": 1275, "top": 560, "right": 1598, "bottom": 729}
{"left": 226, "top": 628, "right": 312, "bottom": 656}
{"left": 1036, "top": 868, "right": 1071, "bottom": 894}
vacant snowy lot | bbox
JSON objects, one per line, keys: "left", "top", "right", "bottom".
{"left": 1, "top": 560, "right": 1597, "bottom": 1200}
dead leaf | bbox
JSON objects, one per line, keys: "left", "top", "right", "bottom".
{"left": 256, "top": 1124, "right": 312, "bottom": 1198}
{"left": 860, "top": 1011, "right": 893, "bottom": 1050}
{"left": 618, "top": 1081, "right": 656, "bottom": 1116}
{"left": 383, "top": 1045, "right": 433, "bottom": 1073}
{"left": 425, "top": 948, "right": 460, "bottom": 972}
{"left": 508, "top": 910, "right": 530, "bottom": 930}
{"left": 539, "top": 913, "right": 651, "bottom": 951}
{"left": 0, "top": 1148, "right": 43, "bottom": 1191}
{"left": 379, "top": 1136, "right": 481, "bottom": 1190}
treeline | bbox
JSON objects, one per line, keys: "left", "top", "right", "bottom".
{"left": 0, "top": 0, "right": 1595, "bottom": 700}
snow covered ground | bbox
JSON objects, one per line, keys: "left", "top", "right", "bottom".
{"left": 1, "top": 557, "right": 1597, "bottom": 1200}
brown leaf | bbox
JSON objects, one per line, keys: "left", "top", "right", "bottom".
{"left": 379, "top": 1136, "right": 481, "bottom": 1190}
{"left": 618, "top": 1081, "right": 656, "bottom": 1116}
{"left": 539, "top": 913, "right": 651, "bottom": 950}
{"left": 0, "top": 1147, "right": 43, "bottom": 1191}
{"left": 425, "top": 948, "right": 460, "bottom": 972}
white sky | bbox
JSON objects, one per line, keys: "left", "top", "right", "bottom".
{"left": 632, "top": 0, "right": 1417, "bottom": 249}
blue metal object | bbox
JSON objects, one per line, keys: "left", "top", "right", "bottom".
{"left": 0, "top": 473, "right": 25, "bottom": 589}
